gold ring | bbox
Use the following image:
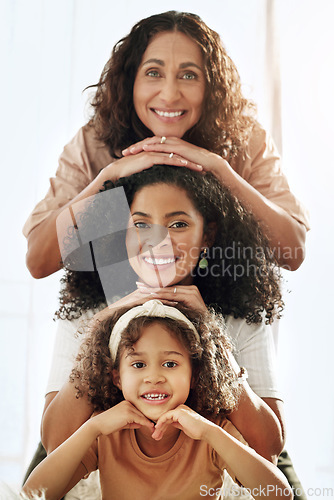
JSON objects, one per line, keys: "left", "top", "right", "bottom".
{"left": 174, "top": 287, "right": 177, "bottom": 294}
{"left": 160, "top": 136, "right": 167, "bottom": 144}
{"left": 169, "top": 152, "right": 174, "bottom": 159}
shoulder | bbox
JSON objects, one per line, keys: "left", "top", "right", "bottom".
{"left": 63, "top": 124, "right": 114, "bottom": 177}
{"left": 224, "top": 315, "right": 269, "bottom": 345}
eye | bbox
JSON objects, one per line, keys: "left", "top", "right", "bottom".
{"left": 169, "top": 221, "right": 188, "bottom": 229}
{"left": 132, "top": 362, "right": 146, "bottom": 369}
{"left": 134, "top": 221, "right": 150, "bottom": 229}
{"left": 182, "top": 72, "right": 197, "bottom": 80}
{"left": 163, "top": 361, "right": 178, "bottom": 368}
{"left": 146, "top": 70, "right": 160, "bottom": 78}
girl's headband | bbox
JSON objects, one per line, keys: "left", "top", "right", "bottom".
{"left": 109, "top": 299, "right": 200, "bottom": 362}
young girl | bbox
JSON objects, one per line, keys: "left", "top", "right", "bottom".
{"left": 23, "top": 300, "right": 292, "bottom": 500}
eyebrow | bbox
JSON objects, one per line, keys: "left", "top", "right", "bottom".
{"left": 141, "top": 58, "right": 203, "bottom": 72}
{"left": 125, "top": 350, "right": 184, "bottom": 359}
{"left": 131, "top": 211, "right": 191, "bottom": 218}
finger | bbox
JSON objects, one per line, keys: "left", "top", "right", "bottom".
{"left": 122, "top": 136, "right": 163, "bottom": 156}
{"left": 128, "top": 412, "right": 155, "bottom": 430}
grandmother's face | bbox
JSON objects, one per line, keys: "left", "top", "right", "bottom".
{"left": 133, "top": 31, "right": 206, "bottom": 138}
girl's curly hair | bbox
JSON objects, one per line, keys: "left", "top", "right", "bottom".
{"left": 87, "top": 10, "right": 256, "bottom": 159}
{"left": 70, "top": 304, "right": 241, "bottom": 417}
{"left": 57, "top": 166, "right": 283, "bottom": 324}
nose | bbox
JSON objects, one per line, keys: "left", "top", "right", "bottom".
{"left": 159, "top": 76, "right": 181, "bottom": 103}
{"left": 141, "top": 225, "right": 172, "bottom": 252}
{"left": 144, "top": 367, "right": 166, "bottom": 384}
{"left": 150, "top": 230, "right": 173, "bottom": 252}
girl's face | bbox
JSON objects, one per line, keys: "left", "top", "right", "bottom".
{"left": 113, "top": 321, "right": 192, "bottom": 422}
{"left": 133, "top": 31, "right": 206, "bottom": 138}
{"left": 126, "top": 183, "right": 208, "bottom": 287}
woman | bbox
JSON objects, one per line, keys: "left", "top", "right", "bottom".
{"left": 23, "top": 11, "right": 309, "bottom": 279}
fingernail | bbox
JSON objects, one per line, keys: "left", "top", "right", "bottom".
{"left": 130, "top": 147, "right": 136, "bottom": 153}
{"left": 196, "top": 164, "right": 203, "bottom": 170}
{"left": 122, "top": 148, "right": 128, "bottom": 154}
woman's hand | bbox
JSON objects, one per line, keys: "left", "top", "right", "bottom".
{"left": 137, "top": 283, "right": 207, "bottom": 313}
{"left": 91, "top": 288, "right": 166, "bottom": 324}
{"left": 122, "top": 136, "right": 229, "bottom": 180}
{"left": 152, "top": 404, "right": 214, "bottom": 441}
{"left": 100, "top": 147, "right": 203, "bottom": 184}
{"left": 90, "top": 401, "right": 154, "bottom": 437}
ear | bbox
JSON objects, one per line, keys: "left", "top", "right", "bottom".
{"left": 202, "top": 222, "right": 217, "bottom": 248}
{"left": 112, "top": 369, "right": 122, "bottom": 390}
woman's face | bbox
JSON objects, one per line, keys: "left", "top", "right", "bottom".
{"left": 126, "top": 183, "right": 207, "bottom": 287}
{"left": 133, "top": 31, "right": 206, "bottom": 138}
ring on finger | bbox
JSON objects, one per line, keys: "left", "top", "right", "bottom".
{"left": 173, "top": 287, "right": 177, "bottom": 294}
{"left": 160, "top": 136, "right": 167, "bottom": 144}
{"left": 169, "top": 152, "right": 174, "bottom": 159}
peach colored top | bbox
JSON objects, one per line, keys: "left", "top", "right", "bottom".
{"left": 81, "top": 419, "right": 249, "bottom": 500}
{"left": 23, "top": 122, "right": 310, "bottom": 237}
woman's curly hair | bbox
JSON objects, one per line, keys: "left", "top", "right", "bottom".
{"left": 57, "top": 166, "right": 283, "bottom": 324}
{"left": 70, "top": 304, "right": 241, "bottom": 417}
{"left": 87, "top": 10, "right": 256, "bottom": 159}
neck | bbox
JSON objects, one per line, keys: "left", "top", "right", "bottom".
{"left": 135, "top": 425, "right": 181, "bottom": 458}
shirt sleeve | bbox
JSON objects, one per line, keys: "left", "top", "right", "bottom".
{"left": 225, "top": 316, "right": 282, "bottom": 401}
{"left": 211, "top": 419, "right": 248, "bottom": 482}
{"left": 231, "top": 123, "right": 310, "bottom": 230}
{"left": 45, "top": 317, "right": 83, "bottom": 394}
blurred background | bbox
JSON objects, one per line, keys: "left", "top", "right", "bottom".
{"left": 1, "top": 0, "right": 333, "bottom": 494}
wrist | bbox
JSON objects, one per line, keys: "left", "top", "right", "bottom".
{"left": 83, "top": 417, "right": 102, "bottom": 441}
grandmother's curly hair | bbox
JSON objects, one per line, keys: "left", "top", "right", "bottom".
{"left": 57, "top": 166, "right": 283, "bottom": 324}
{"left": 86, "top": 10, "right": 256, "bottom": 159}
{"left": 70, "top": 304, "right": 241, "bottom": 417}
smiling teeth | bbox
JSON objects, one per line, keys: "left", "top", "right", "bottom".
{"left": 144, "top": 257, "right": 175, "bottom": 265}
{"left": 143, "top": 393, "right": 168, "bottom": 400}
{"left": 155, "top": 110, "right": 183, "bottom": 117}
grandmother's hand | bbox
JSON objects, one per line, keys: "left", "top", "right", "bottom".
{"left": 122, "top": 136, "right": 231, "bottom": 181}
{"left": 101, "top": 147, "right": 202, "bottom": 184}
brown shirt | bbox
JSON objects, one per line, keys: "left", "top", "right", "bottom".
{"left": 81, "top": 419, "right": 249, "bottom": 500}
{"left": 23, "top": 123, "right": 310, "bottom": 237}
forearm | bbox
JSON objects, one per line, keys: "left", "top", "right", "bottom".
{"left": 41, "top": 384, "right": 93, "bottom": 453}
{"left": 205, "top": 425, "right": 292, "bottom": 499}
{"left": 26, "top": 168, "right": 112, "bottom": 279}
{"left": 217, "top": 163, "right": 306, "bottom": 270}
{"left": 228, "top": 384, "right": 285, "bottom": 463}
{"left": 23, "top": 420, "right": 97, "bottom": 500}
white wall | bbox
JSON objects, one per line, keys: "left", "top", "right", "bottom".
{"left": 1, "top": 0, "right": 333, "bottom": 494}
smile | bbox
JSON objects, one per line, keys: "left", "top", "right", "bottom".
{"left": 152, "top": 109, "right": 184, "bottom": 118}
{"left": 143, "top": 256, "right": 176, "bottom": 265}
{"left": 142, "top": 393, "right": 169, "bottom": 400}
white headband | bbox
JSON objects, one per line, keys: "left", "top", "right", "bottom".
{"left": 109, "top": 299, "right": 200, "bottom": 362}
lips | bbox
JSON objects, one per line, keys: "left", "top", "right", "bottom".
{"left": 142, "top": 393, "right": 169, "bottom": 400}
{"left": 140, "top": 392, "right": 171, "bottom": 405}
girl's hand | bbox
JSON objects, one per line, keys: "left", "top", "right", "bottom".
{"left": 101, "top": 147, "right": 202, "bottom": 183}
{"left": 90, "top": 401, "right": 154, "bottom": 437}
{"left": 152, "top": 404, "right": 214, "bottom": 441}
{"left": 122, "top": 136, "right": 229, "bottom": 179}
{"left": 137, "top": 283, "right": 207, "bottom": 313}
